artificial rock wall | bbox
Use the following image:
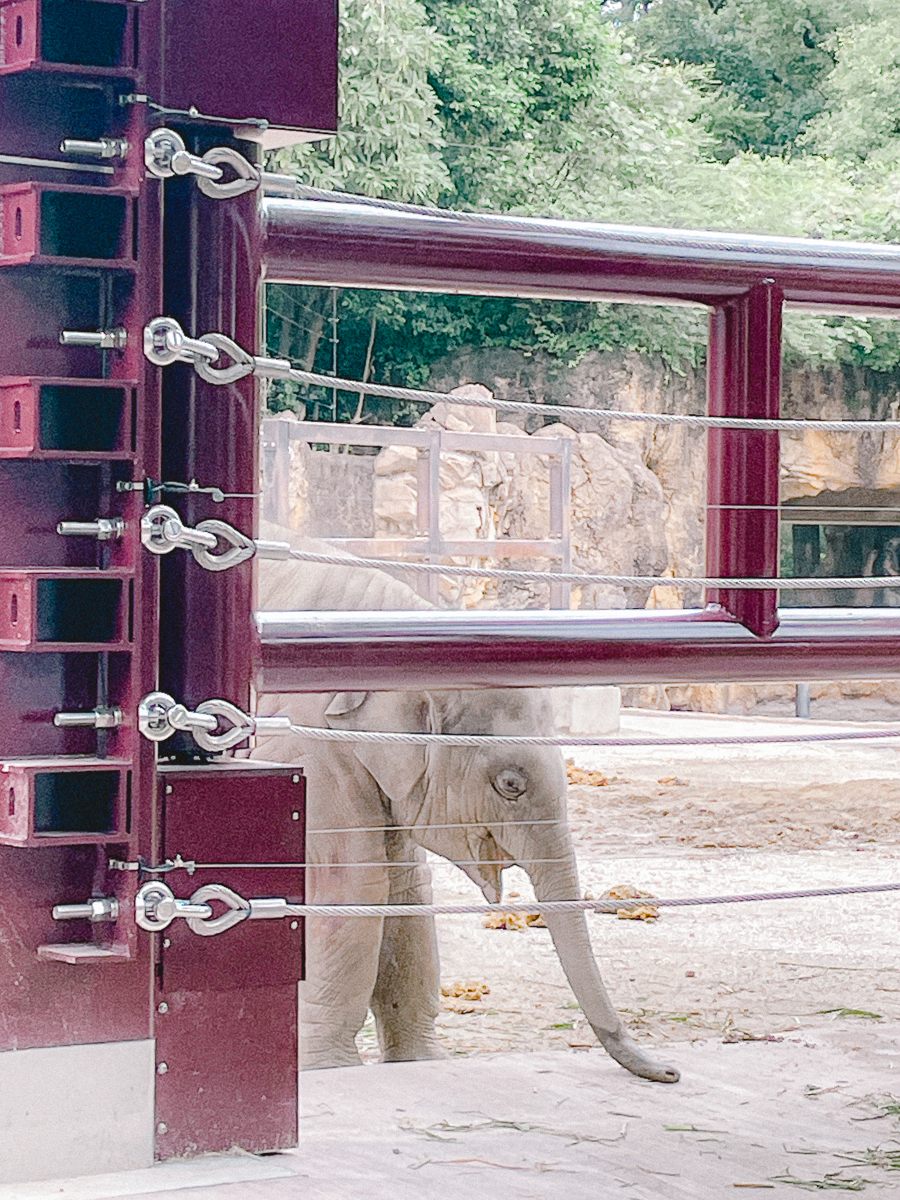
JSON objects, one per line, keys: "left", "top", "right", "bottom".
{"left": 278, "top": 349, "right": 900, "bottom": 716}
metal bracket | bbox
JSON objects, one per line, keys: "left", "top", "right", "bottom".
{"left": 143, "top": 129, "right": 295, "bottom": 201}
{"left": 144, "top": 127, "right": 224, "bottom": 183}
{"left": 140, "top": 504, "right": 219, "bottom": 557}
{"left": 116, "top": 477, "right": 257, "bottom": 504}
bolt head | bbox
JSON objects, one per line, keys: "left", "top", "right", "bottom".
{"left": 292, "top": 774, "right": 300, "bottom": 783}
{"left": 292, "top": 811, "right": 300, "bottom": 821}
{"left": 290, "top": 921, "right": 299, "bottom": 930}
{"left": 157, "top": 1122, "right": 168, "bottom": 1135}
{"left": 162, "top": 938, "right": 171, "bottom": 948}
{"left": 157, "top": 1062, "right": 168, "bottom": 1075}
{"left": 158, "top": 1001, "right": 169, "bottom": 1014}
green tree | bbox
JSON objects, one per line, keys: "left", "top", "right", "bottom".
{"left": 267, "top": 0, "right": 900, "bottom": 419}
{"left": 625, "top": 0, "right": 878, "bottom": 159}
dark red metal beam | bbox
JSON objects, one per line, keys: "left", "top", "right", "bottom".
{"left": 256, "top": 608, "right": 900, "bottom": 691}
{"left": 262, "top": 200, "right": 900, "bottom": 311}
{"left": 706, "top": 284, "right": 782, "bottom": 637}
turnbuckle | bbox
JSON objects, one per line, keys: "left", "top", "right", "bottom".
{"left": 137, "top": 691, "right": 292, "bottom": 752}
{"left": 140, "top": 503, "right": 289, "bottom": 572}
{"left": 135, "top": 882, "right": 294, "bottom": 937}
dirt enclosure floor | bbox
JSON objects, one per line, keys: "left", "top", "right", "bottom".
{"left": 415, "top": 709, "right": 900, "bottom": 1061}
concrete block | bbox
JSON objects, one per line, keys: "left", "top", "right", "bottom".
{"left": 0, "top": 1040, "right": 155, "bottom": 1184}
{"left": 551, "top": 686, "right": 621, "bottom": 736}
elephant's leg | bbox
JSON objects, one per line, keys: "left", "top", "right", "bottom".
{"left": 302, "top": 907, "right": 384, "bottom": 1069}
{"left": 371, "top": 834, "right": 445, "bottom": 1063}
{"left": 294, "top": 746, "right": 392, "bottom": 1070}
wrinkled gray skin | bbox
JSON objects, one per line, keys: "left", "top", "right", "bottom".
{"left": 252, "top": 527, "right": 679, "bottom": 1084}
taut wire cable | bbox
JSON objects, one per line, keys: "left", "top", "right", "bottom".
{"left": 285, "top": 547, "right": 900, "bottom": 592}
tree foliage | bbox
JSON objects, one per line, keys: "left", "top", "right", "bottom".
{"left": 268, "top": 0, "right": 900, "bottom": 421}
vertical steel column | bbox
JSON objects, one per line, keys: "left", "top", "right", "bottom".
{"left": 157, "top": 156, "right": 261, "bottom": 712}
{"left": 706, "top": 282, "right": 782, "bottom": 638}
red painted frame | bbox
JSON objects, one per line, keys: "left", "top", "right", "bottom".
{"left": 260, "top": 199, "right": 900, "bottom": 677}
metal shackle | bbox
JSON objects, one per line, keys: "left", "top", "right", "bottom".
{"left": 135, "top": 882, "right": 214, "bottom": 932}
{"left": 140, "top": 505, "right": 219, "bottom": 556}
{"left": 143, "top": 316, "right": 220, "bottom": 369}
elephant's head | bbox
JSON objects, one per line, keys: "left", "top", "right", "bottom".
{"left": 324, "top": 687, "right": 679, "bottom": 1083}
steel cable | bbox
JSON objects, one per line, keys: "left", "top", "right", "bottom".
{"left": 285, "top": 547, "right": 900, "bottom": 592}
{"left": 282, "top": 365, "right": 900, "bottom": 433}
{"left": 274, "top": 880, "right": 900, "bottom": 918}
{"left": 282, "top": 722, "right": 900, "bottom": 750}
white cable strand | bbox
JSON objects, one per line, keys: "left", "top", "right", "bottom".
{"left": 312, "top": 818, "right": 565, "bottom": 835}
{"left": 276, "top": 880, "right": 900, "bottom": 918}
{"left": 286, "top": 548, "right": 900, "bottom": 592}
{"left": 285, "top": 723, "right": 900, "bottom": 749}
{"left": 285, "top": 366, "right": 900, "bottom": 433}
{"left": 186, "top": 857, "right": 569, "bottom": 869}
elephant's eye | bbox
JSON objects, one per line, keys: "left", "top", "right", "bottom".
{"left": 492, "top": 767, "right": 528, "bottom": 801}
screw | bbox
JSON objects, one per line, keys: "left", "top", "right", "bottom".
{"left": 157, "top": 1122, "right": 168, "bottom": 1135}
{"left": 158, "top": 1001, "right": 169, "bottom": 1014}
{"left": 290, "top": 920, "right": 299, "bottom": 930}
{"left": 291, "top": 811, "right": 300, "bottom": 821}
{"left": 157, "top": 1062, "right": 168, "bottom": 1075}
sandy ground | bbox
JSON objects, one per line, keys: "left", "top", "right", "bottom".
{"left": 350, "top": 709, "right": 900, "bottom": 1061}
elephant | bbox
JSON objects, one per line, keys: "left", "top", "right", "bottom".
{"left": 251, "top": 525, "right": 679, "bottom": 1084}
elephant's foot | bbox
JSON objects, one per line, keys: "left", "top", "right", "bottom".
{"left": 379, "top": 1037, "right": 446, "bottom": 1064}
{"left": 596, "top": 1029, "right": 680, "bottom": 1083}
{"left": 301, "top": 1044, "right": 364, "bottom": 1071}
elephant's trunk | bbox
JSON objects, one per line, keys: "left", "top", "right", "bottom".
{"left": 524, "top": 846, "right": 680, "bottom": 1084}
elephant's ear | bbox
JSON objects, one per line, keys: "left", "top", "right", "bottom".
{"left": 324, "top": 692, "right": 369, "bottom": 717}
{"left": 324, "top": 690, "right": 433, "bottom": 812}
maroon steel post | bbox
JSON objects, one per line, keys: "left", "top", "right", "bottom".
{"left": 706, "top": 282, "right": 782, "bottom": 637}
{"left": 0, "top": 0, "right": 335, "bottom": 1180}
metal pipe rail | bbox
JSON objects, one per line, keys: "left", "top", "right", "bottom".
{"left": 256, "top": 606, "right": 900, "bottom": 691}
{"left": 262, "top": 199, "right": 900, "bottom": 313}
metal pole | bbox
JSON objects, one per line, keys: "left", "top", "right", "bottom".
{"left": 256, "top": 607, "right": 900, "bottom": 692}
